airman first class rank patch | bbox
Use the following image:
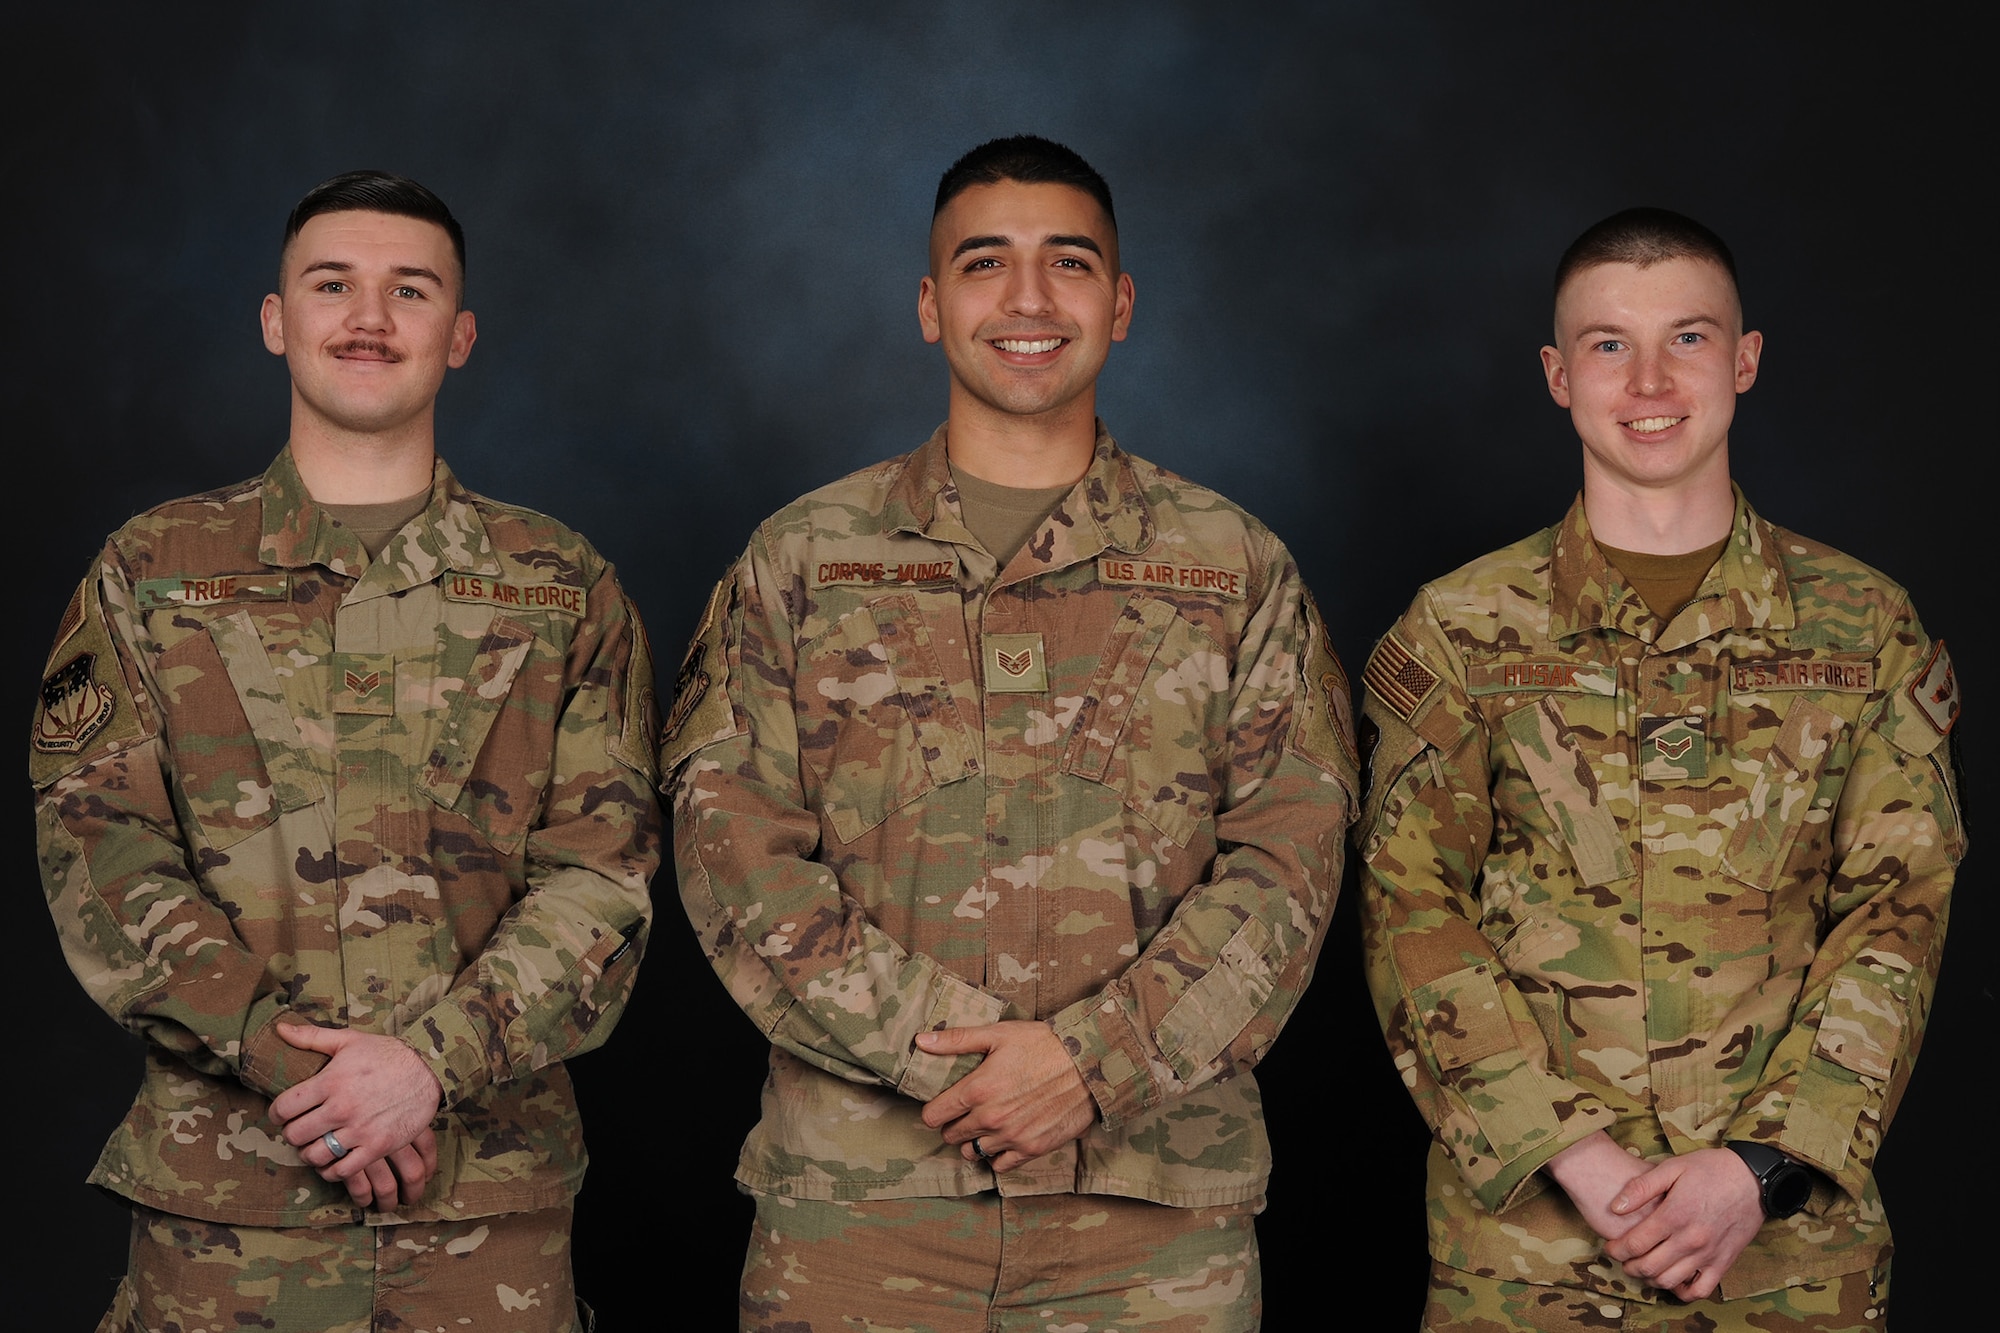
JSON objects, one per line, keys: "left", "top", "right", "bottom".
{"left": 1641, "top": 715, "right": 1708, "bottom": 782}
{"left": 1364, "top": 634, "right": 1439, "bottom": 723}
{"left": 36, "top": 652, "right": 114, "bottom": 754}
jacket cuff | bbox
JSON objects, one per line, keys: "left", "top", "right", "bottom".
{"left": 895, "top": 972, "right": 1008, "bottom": 1102}
{"left": 238, "top": 1007, "right": 330, "bottom": 1099}
{"left": 1051, "top": 991, "right": 1157, "bottom": 1129}
{"left": 403, "top": 998, "right": 494, "bottom": 1110}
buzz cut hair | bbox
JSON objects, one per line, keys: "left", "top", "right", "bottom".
{"left": 933, "top": 135, "right": 1117, "bottom": 235}
{"left": 1554, "top": 207, "right": 1740, "bottom": 316}
{"left": 280, "top": 170, "right": 467, "bottom": 296}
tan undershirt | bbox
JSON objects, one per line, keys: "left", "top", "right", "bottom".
{"left": 1597, "top": 536, "right": 1730, "bottom": 623}
{"left": 950, "top": 466, "right": 1073, "bottom": 567}
{"left": 321, "top": 488, "right": 432, "bottom": 560}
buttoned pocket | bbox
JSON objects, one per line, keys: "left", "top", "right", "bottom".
{"left": 422, "top": 613, "right": 554, "bottom": 852}
{"left": 1062, "top": 595, "right": 1228, "bottom": 847}
{"left": 1721, "top": 696, "right": 1847, "bottom": 892}
{"left": 154, "top": 612, "right": 325, "bottom": 851}
{"left": 796, "top": 595, "right": 978, "bottom": 843}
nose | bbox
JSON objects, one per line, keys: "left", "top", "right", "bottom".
{"left": 348, "top": 285, "right": 392, "bottom": 333}
{"left": 1628, "top": 345, "right": 1670, "bottom": 397}
{"left": 1002, "top": 262, "right": 1055, "bottom": 317}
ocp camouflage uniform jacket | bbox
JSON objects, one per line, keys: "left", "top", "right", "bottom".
{"left": 665, "top": 424, "right": 1356, "bottom": 1207}
{"left": 33, "top": 449, "right": 660, "bottom": 1229}
{"left": 1356, "top": 489, "right": 1963, "bottom": 1301}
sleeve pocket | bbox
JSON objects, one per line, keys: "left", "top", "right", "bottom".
{"left": 1412, "top": 962, "right": 1561, "bottom": 1161}
{"left": 1154, "top": 915, "right": 1277, "bottom": 1081}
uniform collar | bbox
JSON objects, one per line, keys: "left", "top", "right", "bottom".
{"left": 1548, "top": 484, "right": 1796, "bottom": 647}
{"left": 258, "top": 447, "right": 502, "bottom": 585}
{"left": 882, "top": 420, "right": 1155, "bottom": 562}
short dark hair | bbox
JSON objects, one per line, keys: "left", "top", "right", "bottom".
{"left": 280, "top": 170, "right": 466, "bottom": 296}
{"left": 933, "top": 135, "right": 1116, "bottom": 234}
{"left": 1554, "top": 207, "right": 1739, "bottom": 315}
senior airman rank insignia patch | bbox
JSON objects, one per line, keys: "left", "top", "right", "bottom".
{"left": 1364, "top": 633, "right": 1439, "bottom": 723}
{"left": 36, "top": 652, "right": 114, "bottom": 754}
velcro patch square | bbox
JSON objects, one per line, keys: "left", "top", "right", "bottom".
{"left": 1641, "top": 714, "right": 1707, "bottom": 782}
{"left": 334, "top": 652, "right": 396, "bottom": 715}
{"left": 984, "top": 632, "right": 1047, "bottom": 693}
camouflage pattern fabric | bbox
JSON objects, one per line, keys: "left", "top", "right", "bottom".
{"left": 742, "top": 1189, "right": 1262, "bottom": 1331}
{"left": 1357, "top": 489, "right": 1962, "bottom": 1302}
{"left": 666, "top": 424, "right": 1356, "bottom": 1208}
{"left": 100, "top": 1202, "right": 588, "bottom": 1332}
{"left": 1421, "top": 1259, "right": 1887, "bottom": 1332}
{"left": 34, "top": 448, "right": 661, "bottom": 1228}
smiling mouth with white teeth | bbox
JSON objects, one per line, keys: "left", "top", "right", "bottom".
{"left": 1626, "top": 415, "right": 1684, "bottom": 434}
{"left": 993, "top": 337, "right": 1066, "bottom": 354}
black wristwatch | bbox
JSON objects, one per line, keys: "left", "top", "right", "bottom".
{"left": 1724, "top": 1140, "right": 1816, "bottom": 1219}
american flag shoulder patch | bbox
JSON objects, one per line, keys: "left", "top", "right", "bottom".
{"left": 1364, "top": 633, "right": 1440, "bottom": 723}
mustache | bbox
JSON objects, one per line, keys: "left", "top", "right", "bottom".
{"left": 332, "top": 340, "right": 402, "bottom": 361}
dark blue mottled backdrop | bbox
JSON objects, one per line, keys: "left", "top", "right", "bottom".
{"left": 11, "top": 6, "right": 1979, "bottom": 1326}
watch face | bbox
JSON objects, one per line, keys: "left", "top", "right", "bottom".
{"left": 1767, "top": 1164, "right": 1813, "bottom": 1218}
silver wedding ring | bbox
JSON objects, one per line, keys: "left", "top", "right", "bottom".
{"left": 323, "top": 1131, "right": 349, "bottom": 1160}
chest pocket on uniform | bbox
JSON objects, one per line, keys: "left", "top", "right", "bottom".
{"left": 796, "top": 594, "right": 978, "bottom": 844}
{"left": 422, "top": 613, "right": 554, "bottom": 853}
{"left": 155, "top": 610, "right": 327, "bottom": 852}
{"left": 1720, "top": 696, "right": 1847, "bottom": 892}
{"left": 1062, "top": 594, "right": 1228, "bottom": 848}
{"left": 1499, "top": 694, "right": 1633, "bottom": 887}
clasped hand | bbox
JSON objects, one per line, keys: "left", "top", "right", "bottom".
{"left": 916, "top": 1021, "right": 1095, "bottom": 1174}
{"left": 268, "top": 1022, "right": 444, "bottom": 1210}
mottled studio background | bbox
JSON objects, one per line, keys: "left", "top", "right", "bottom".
{"left": 10, "top": 5, "right": 1982, "bottom": 1327}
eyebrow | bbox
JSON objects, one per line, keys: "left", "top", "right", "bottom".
{"left": 298, "top": 259, "right": 448, "bottom": 287}
{"left": 1576, "top": 312, "right": 1727, "bottom": 341}
{"left": 949, "top": 233, "right": 1106, "bottom": 261}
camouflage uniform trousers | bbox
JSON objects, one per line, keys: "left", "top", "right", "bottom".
{"left": 98, "top": 1203, "right": 588, "bottom": 1333}
{"left": 740, "top": 1190, "right": 1263, "bottom": 1332}
{"left": 1421, "top": 1261, "right": 1889, "bottom": 1332}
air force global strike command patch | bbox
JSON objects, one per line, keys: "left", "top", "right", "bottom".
{"left": 36, "top": 653, "right": 113, "bottom": 754}
{"left": 32, "top": 576, "right": 146, "bottom": 786}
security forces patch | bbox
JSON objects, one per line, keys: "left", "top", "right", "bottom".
{"left": 1910, "top": 639, "right": 1960, "bottom": 736}
{"left": 36, "top": 652, "right": 114, "bottom": 754}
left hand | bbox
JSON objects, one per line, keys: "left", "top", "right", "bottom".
{"left": 916, "top": 1021, "right": 1095, "bottom": 1173}
{"left": 270, "top": 1025, "right": 445, "bottom": 1210}
{"left": 1602, "top": 1147, "right": 1765, "bottom": 1300}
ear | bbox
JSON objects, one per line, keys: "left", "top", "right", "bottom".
{"left": 1110, "top": 272, "right": 1135, "bottom": 343}
{"left": 448, "top": 310, "right": 478, "bottom": 369}
{"left": 260, "top": 293, "right": 286, "bottom": 356}
{"left": 1734, "top": 329, "right": 1763, "bottom": 393}
{"left": 917, "top": 275, "right": 941, "bottom": 345}
{"left": 1539, "top": 344, "right": 1570, "bottom": 408}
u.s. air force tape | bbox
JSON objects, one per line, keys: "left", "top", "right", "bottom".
{"left": 1363, "top": 633, "right": 1439, "bottom": 723}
